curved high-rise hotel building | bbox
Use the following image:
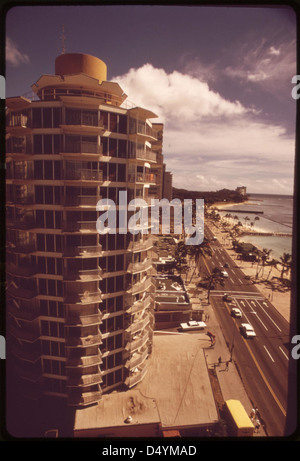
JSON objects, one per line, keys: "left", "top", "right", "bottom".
{"left": 6, "top": 53, "right": 163, "bottom": 408}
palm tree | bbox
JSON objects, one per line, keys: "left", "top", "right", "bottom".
{"left": 175, "top": 240, "right": 188, "bottom": 275}
{"left": 187, "top": 237, "right": 212, "bottom": 281}
{"left": 266, "top": 258, "right": 279, "bottom": 280}
{"left": 279, "top": 252, "right": 292, "bottom": 279}
{"left": 206, "top": 267, "right": 225, "bottom": 301}
{"left": 259, "top": 248, "right": 272, "bottom": 278}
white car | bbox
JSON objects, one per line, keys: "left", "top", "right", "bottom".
{"left": 221, "top": 270, "right": 229, "bottom": 278}
{"left": 240, "top": 323, "right": 256, "bottom": 338}
{"left": 231, "top": 307, "right": 242, "bottom": 318}
{"left": 180, "top": 320, "right": 207, "bottom": 331}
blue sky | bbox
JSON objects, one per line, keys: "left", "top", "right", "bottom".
{"left": 4, "top": 4, "right": 297, "bottom": 195}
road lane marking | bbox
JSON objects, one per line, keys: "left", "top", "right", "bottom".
{"left": 279, "top": 346, "right": 289, "bottom": 361}
{"left": 246, "top": 299, "right": 268, "bottom": 331}
{"left": 264, "top": 345, "right": 275, "bottom": 362}
{"left": 242, "top": 337, "right": 287, "bottom": 417}
{"left": 257, "top": 301, "right": 282, "bottom": 332}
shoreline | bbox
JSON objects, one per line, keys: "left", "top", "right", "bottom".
{"left": 206, "top": 216, "right": 291, "bottom": 324}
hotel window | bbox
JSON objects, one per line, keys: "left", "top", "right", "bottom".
{"left": 65, "top": 108, "right": 98, "bottom": 126}
{"left": 41, "top": 320, "right": 64, "bottom": 338}
{"left": 33, "top": 134, "right": 61, "bottom": 154}
{"left": 32, "top": 107, "right": 61, "bottom": 128}
{"left": 41, "top": 340, "right": 65, "bottom": 357}
{"left": 38, "top": 279, "right": 63, "bottom": 297}
{"left": 40, "top": 300, "right": 64, "bottom": 318}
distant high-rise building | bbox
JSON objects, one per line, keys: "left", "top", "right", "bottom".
{"left": 6, "top": 53, "right": 163, "bottom": 408}
{"left": 163, "top": 167, "right": 173, "bottom": 202}
{"left": 236, "top": 186, "right": 247, "bottom": 196}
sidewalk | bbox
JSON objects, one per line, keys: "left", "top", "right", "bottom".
{"left": 184, "top": 260, "right": 266, "bottom": 436}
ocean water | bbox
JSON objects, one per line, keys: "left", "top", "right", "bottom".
{"left": 217, "top": 193, "right": 294, "bottom": 260}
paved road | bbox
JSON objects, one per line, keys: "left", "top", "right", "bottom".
{"left": 202, "top": 225, "right": 292, "bottom": 436}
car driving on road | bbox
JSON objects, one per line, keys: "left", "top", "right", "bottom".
{"left": 231, "top": 307, "right": 242, "bottom": 318}
{"left": 240, "top": 323, "right": 256, "bottom": 338}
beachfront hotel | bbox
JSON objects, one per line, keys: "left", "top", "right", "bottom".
{"left": 5, "top": 52, "right": 164, "bottom": 408}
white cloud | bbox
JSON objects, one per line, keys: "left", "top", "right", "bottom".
{"left": 113, "top": 64, "right": 295, "bottom": 194}
{"left": 6, "top": 37, "right": 30, "bottom": 67}
{"left": 115, "top": 63, "right": 248, "bottom": 126}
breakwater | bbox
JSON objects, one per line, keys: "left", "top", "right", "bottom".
{"left": 217, "top": 208, "right": 264, "bottom": 214}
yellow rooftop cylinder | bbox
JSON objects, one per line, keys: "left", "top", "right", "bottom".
{"left": 55, "top": 53, "right": 107, "bottom": 83}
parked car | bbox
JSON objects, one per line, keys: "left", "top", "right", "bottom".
{"left": 221, "top": 270, "right": 229, "bottom": 278}
{"left": 180, "top": 320, "right": 207, "bottom": 331}
{"left": 231, "top": 307, "right": 242, "bottom": 318}
{"left": 240, "top": 323, "right": 256, "bottom": 338}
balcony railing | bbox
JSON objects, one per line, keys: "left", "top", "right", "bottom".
{"left": 125, "top": 362, "right": 148, "bottom": 388}
{"left": 63, "top": 267, "right": 103, "bottom": 282}
{"left": 66, "top": 333, "right": 102, "bottom": 348}
{"left": 66, "top": 352, "right": 103, "bottom": 368}
{"left": 63, "top": 221, "right": 97, "bottom": 232}
{"left": 64, "top": 245, "right": 102, "bottom": 257}
{"left": 126, "top": 276, "right": 154, "bottom": 295}
{"left": 125, "top": 294, "right": 153, "bottom": 315}
{"left": 128, "top": 149, "right": 156, "bottom": 162}
{"left": 64, "top": 169, "right": 103, "bottom": 182}
{"left": 125, "top": 347, "right": 148, "bottom": 370}
{"left": 64, "top": 289, "right": 102, "bottom": 305}
{"left": 65, "top": 312, "right": 102, "bottom": 327}
{"left": 127, "top": 258, "right": 153, "bottom": 274}
{"left": 64, "top": 195, "right": 101, "bottom": 207}
{"left": 64, "top": 141, "right": 102, "bottom": 155}
{"left": 124, "top": 328, "right": 150, "bottom": 353}
{"left": 125, "top": 314, "right": 150, "bottom": 336}
{"left": 68, "top": 390, "right": 102, "bottom": 406}
{"left": 127, "top": 173, "right": 156, "bottom": 184}
{"left": 127, "top": 237, "right": 153, "bottom": 253}
{"left": 67, "top": 372, "right": 103, "bottom": 387}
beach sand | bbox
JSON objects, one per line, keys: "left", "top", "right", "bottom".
{"left": 207, "top": 217, "right": 291, "bottom": 323}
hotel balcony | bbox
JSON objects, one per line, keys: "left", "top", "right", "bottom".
{"left": 63, "top": 244, "right": 102, "bottom": 257}
{"left": 8, "top": 300, "right": 40, "bottom": 322}
{"left": 63, "top": 267, "right": 103, "bottom": 282}
{"left": 125, "top": 294, "right": 153, "bottom": 315}
{"left": 66, "top": 352, "right": 103, "bottom": 368}
{"left": 10, "top": 342, "right": 41, "bottom": 363}
{"left": 127, "top": 172, "right": 157, "bottom": 185}
{"left": 125, "top": 361, "right": 148, "bottom": 388}
{"left": 124, "top": 328, "right": 150, "bottom": 354}
{"left": 6, "top": 216, "right": 36, "bottom": 230}
{"left": 66, "top": 371, "right": 103, "bottom": 388}
{"left": 125, "top": 314, "right": 150, "bottom": 337}
{"left": 9, "top": 323, "right": 40, "bottom": 343}
{"left": 63, "top": 169, "right": 103, "bottom": 183}
{"left": 125, "top": 346, "right": 148, "bottom": 370}
{"left": 6, "top": 262, "right": 36, "bottom": 277}
{"left": 128, "top": 148, "right": 156, "bottom": 163}
{"left": 63, "top": 220, "right": 98, "bottom": 233}
{"left": 127, "top": 258, "right": 153, "bottom": 274}
{"left": 65, "top": 332, "right": 102, "bottom": 348}
{"left": 7, "top": 284, "right": 37, "bottom": 300}
{"left": 62, "top": 140, "right": 103, "bottom": 155}
{"left": 64, "top": 289, "right": 102, "bottom": 305}
{"left": 67, "top": 389, "right": 102, "bottom": 407}
{"left": 126, "top": 276, "right": 155, "bottom": 296}
{"left": 65, "top": 312, "right": 102, "bottom": 327}
{"left": 63, "top": 195, "right": 102, "bottom": 207}
{"left": 6, "top": 241, "right": 36, "bottom": 254}
{"left": 127, "top": 237, "right": 153, "bottom": 253}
